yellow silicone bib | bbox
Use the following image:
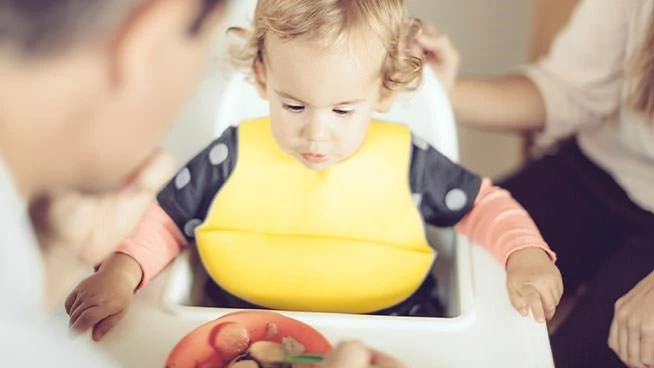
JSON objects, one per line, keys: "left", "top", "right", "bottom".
{"left": 196, "top": 118, "right": 434, "bottom": 313}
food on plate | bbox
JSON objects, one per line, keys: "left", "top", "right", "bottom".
{"left": 166, "top": 311, "right": 331, "bottom": 368}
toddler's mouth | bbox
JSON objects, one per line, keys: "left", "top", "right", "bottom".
{"left": 301, "top": 153, "right": 328, "bottom": 164}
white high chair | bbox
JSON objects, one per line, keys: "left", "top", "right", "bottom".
{"left": 213, "top": 67, "right": 460, "bottom": 162}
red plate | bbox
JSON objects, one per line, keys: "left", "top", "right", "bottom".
{"left": 166, "top": 311, "right": 332, "bottom": 368}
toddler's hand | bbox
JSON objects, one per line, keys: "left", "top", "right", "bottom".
{"left": 414, "top": 22, "right": 460, "bottom": 92}
{"left": 506, "top": 248, "right": 563, "bottom": 322}
{"left": 65, "top": 253, "right": 141, "bottom": 341}
{"left": 32, "top": 150, "right": 173, "bottom": 309}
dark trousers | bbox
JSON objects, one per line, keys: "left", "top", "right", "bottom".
{"left": 499, "top": 139, "right": 654, "bottom": 368}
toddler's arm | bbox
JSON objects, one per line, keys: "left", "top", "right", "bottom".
{"left": 454, "top": 178, "right": 556, "bottom": 265}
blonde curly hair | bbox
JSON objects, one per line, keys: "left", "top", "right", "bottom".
{"left": 229, "top": 0, "right": 424, "bottom": 92}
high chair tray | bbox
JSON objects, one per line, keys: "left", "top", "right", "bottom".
{"left": 48, "top": 234, "right": 552, "bottom": 368}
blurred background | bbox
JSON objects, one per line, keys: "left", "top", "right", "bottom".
{"left": 161, "top": 0, "right": 578, "bottom": 179}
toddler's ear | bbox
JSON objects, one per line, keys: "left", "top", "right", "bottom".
{"left": 375, "top": 88, "right": 397, "bottom": 113}
{"left": 253, "top": 59, "right": 268, "bottom": 100}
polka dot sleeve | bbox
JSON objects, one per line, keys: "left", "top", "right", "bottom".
{"left": 409, "top": 134, "right": 483, "bottom": 227}
{"left": 156, "top": 127, "right": 238, "bottom": 240}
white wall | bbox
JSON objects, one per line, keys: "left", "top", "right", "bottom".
{"left": 162, "top": 0, "right": 532, "bottom": 178}
{"left": 405, "top": 0, "right": 532, "bottom": 178}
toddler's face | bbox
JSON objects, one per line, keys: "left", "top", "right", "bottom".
{"left": 255, "top": 32, "right": 394, "bottom": 170}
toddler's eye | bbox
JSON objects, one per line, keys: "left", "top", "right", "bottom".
{"left": 283, "top": 103, "right": 305, "bottom": 113}
{"left": 333, "top": 108, "right": 354, "bottom": 116}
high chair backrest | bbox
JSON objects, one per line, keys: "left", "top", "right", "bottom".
{"left": 213, "top": 67, "right": 459, "bottom": 161}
